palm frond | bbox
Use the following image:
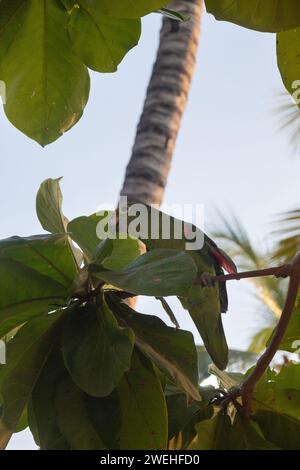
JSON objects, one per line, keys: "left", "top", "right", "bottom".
{"left": 212, "top": 212, "right": 286, "bottom": 353}
{"left": 274, "top": 91, "right": 300, "bottom": 155}
{"left": 253, "top": 275, "right": 287, "bottom": 319}
{"left": 212, "top": 211, "right": 283, "bottom": 312}
{"left": 272, "top": 209, "right": 300, "bottom": 262}
{"left": 211, "top": 211, "right": 263, "bottom": 271}
{"left": 248, "top": 326, "right": 275, "bottom": 354}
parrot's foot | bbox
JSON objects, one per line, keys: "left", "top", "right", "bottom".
{"left": 199, "top": 272, "right": 215, "bottom": 288}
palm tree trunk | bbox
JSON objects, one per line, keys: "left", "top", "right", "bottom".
{"left": 120, "top": 0, "right": 203, "bottom": 206}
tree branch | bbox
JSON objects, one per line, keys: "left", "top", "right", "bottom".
{"left": 212, "top": 265, "right": 291, "bottom": 283}
{"left": 213, "top": 252, "right": 300, "bottom": 420}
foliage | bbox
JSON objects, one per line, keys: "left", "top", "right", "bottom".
{"left": 3, "top": 1, "right": 300, "bottom": 146}
{"left": 205, "top": 0, "right": 300, "bottom": 32}
{"left": 205, "top": 1, "right": 300, "bottom": 114}
{"left": 169, "top": 362, "right": 300, "bottom": 450}
{"left": 0, "top": 178, "right": 299, "bottom": 450}
{"left": 0, "top": 0, "right": 169, "bottom": 145}
{"left": 1, "top": 0, "right": 299, "bottom": 453}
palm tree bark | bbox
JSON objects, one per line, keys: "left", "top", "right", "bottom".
{"left": 120, "top": 0, "right": 203, "bottom": 206}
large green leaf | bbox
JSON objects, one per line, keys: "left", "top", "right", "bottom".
{"left": 108, "top": 294, "right": 201, "bottom": 401}
{"left": 30, "top": 345, "right": 122, "bottom": 450}
{"left": 68, "top": 214, "right": 142, "bottom": 271}
{"left": 249, "top": 365, "right": 300, "bottom": 449}
{"left": 264, "top": 292, "right": 300, "bottom": 355}
{"left": 55, "top": 348, "right": 165, "bottom": 450}
{"left": 0, "top": 234, "right": 77, "bottom": 288}
{"left": 54, "top": 355, "right": 167, "bottom": 450}
{"left": 205, "top": 0, "right": 300, "bottom": 32}
{"left": 204, "top": 365, "right": 300, "bottom": 449}
{"left": 36, "top": 178, "right": 81, "bottom": 268}
{"left": 278, "top": 306, "right": 300, "bottom": 353}
{"left": 55, "top": 376, "right": 106, "bottom": 450}
{"left": 67, "top": 213, "right": 111, "bottom": 260}
{"left": 277, "top": 27, "right": 300, "bottom": 112}
{"left": 0, "top": 258, "right": 67, "bottom": 339}
{"left": 62, "top": 301, "right": 134, "bottom": 397}
{"left": 36, "top": 178, "right": 69, "bottom": 234}
{"left": 0, "top": 0, "right": 90, "bottom": 145}
{"left": 252, "top": 365, "right": 300, "bottom": 421}
{"left": 77, "top": 0, "right": 168, "bottom": 19}
{"left": 255, "top": 410, "right": 300, "bottom": 450}
{"left": 68, "top": 215, "right": 101, "bottom": 259}
{"left": 118, "top": 350, "right": 168, "bottom": 450}
{"left": 166, "top": 386, "right": 213, "bottom": 449}
{"left": 188, "top": 413, "right": 229, "bottom": 450}
{"left": 28, "top": 347, "right": 70, "bottom": 450}
{"left": 275, "top": 363, "right": 300, "bottom": 391}
{"left": 68, "top": 1, "right": 141, "bottom": 72}
{"left": 85, "top": 390, "right": 121, "bottom": 450}
{"left": 96, "top": 239, "right": 142, "bottom": 271}
{"left": 90, "top": 249, "right": 197, "bottom": 297}
{"left": 0, "top": 312, "right": 63, "bottom": 449}
{"left": 188, "top": 412, "right": 277, "bottom": 450}
{"left": 227, "top": 414, "right": 279, "bottom": 450}
{"left": 254, "top": 386, "right": 300, "bottom": 422}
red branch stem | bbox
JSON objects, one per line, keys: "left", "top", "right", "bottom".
{"left": 211, "top": 253, "right": 300, "bottom": 420}
{"left": 212, "top": 265, "right": 291, "bottom": 283}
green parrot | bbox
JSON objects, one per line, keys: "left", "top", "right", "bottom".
{"left": 124, "top": 205, "right": 237, "bottom": 370}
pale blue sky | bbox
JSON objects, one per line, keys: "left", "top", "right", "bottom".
{"left": 3, "top": 9, "right": 300, "bottom": 449}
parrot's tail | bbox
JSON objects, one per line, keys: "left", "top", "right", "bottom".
{"left": 219, "top": 279, "right": 229, "bottom": 313}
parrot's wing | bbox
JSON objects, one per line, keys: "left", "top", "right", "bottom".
{"left": 205, "top": 235, "right": 237, "bottom": 274}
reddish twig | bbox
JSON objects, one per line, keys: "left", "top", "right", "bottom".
{"left": 212, "top": 264, "right": 291, "bottom": 283}
{"left": 211, "top": 253, "right": 300, "bottom": 420}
